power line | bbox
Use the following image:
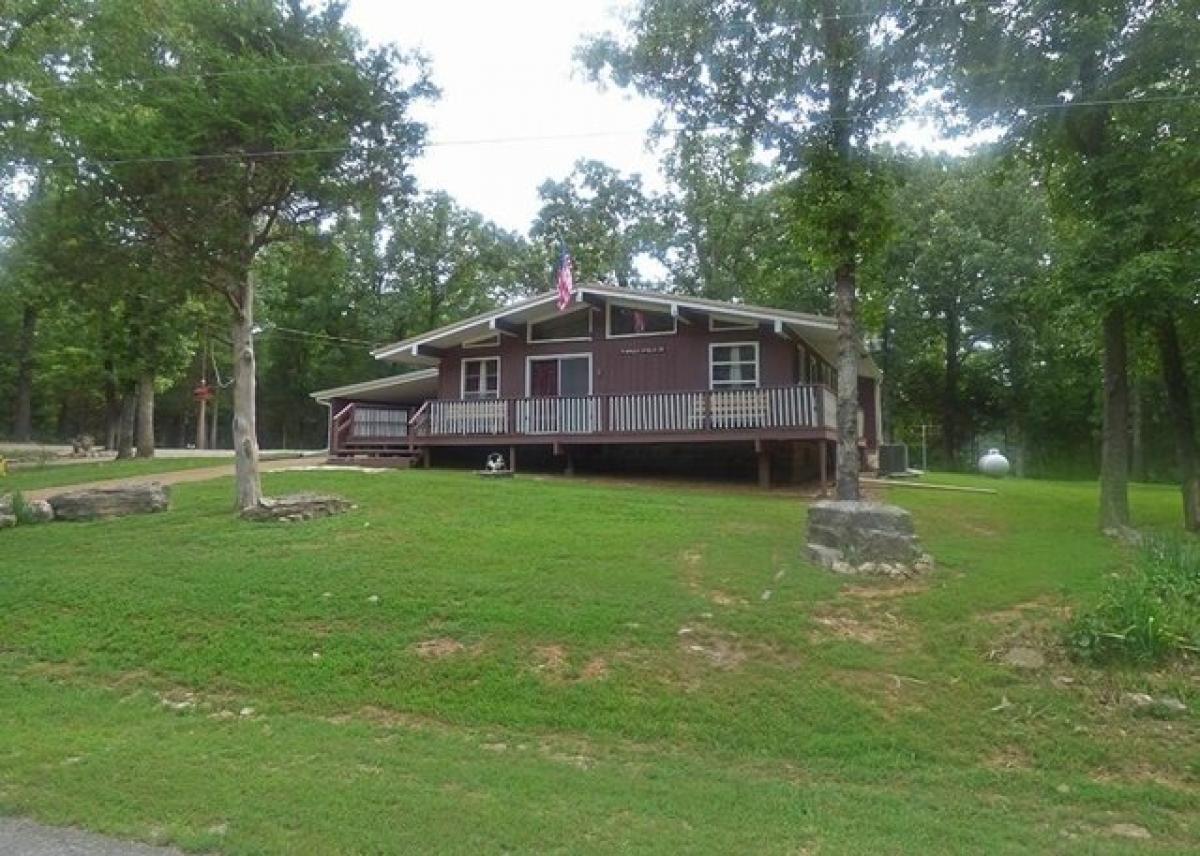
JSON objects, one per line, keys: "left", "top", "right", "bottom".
{"left": 7, "top": 92, "right": 1196, "bottom": 170}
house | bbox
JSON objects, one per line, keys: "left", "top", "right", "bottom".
{"left": 311, "top": 283, "right": 882, "bottom": 487}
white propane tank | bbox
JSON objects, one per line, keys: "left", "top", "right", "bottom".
{"left": 978, "top": 448, "right": 1011, "bottom": 477}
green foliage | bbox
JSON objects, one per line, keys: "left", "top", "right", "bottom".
{"left": 530, "top": 159, "right": 663, "bottom": 286}
{"left": 1069, "top": 537, "right": 1200, "bottom": 665}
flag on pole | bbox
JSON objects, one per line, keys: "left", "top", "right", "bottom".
{"left": 555, "top": 243, "right": 575, "bottom": 311}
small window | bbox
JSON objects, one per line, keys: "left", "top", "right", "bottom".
{"left": 462, "top": 357, "right": 500, "bottom": 399}
{"left": 528, "top": 309, "right": 592, "bottom": 342}
{"left": 463, "top": 333, "right": 500, "bottom": 349}
{"left": 710, "top": 317, "right": 757, "bottom": 332}
{"left": 608, "top": 304, "right": 676, "bottom": 337}
{"left": 710, "top": 343, "right": 759, "bottom": 390}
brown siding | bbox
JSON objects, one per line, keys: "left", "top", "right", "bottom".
{"left": 436, "top": 308, "right": 831, "bottom": 398}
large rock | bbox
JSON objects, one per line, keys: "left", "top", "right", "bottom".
{"left": 805, "top": 500, "right": 931, "bottom": 576}
{"left": 0, "top": 513, "right": 16, "bottom": 530}
{"left": 47, "top": 483, "right": 170, "bottom": 521}
{"left": 240, "top": 493, "right": 351, "bottom": 522}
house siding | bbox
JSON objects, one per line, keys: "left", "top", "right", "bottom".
{"left": 437, "top": 306, "right": 834, "bottom": 398}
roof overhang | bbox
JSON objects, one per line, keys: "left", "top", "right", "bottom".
{"left": 310, "top": 368, "right": 439, "bottom": 405}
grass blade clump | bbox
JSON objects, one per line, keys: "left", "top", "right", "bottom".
{"left": 1068, "top": 536, "right": 1200, "bottom": 665}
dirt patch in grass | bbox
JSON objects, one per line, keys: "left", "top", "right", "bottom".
{"left": 580, "top": 656, "right": 609, "bottom": 681}
{"left": 809, "top": 606, "right": 907, "bottom": 646}
{"left": 708, "top": 589, "right": 748, "bottom": 607}
{"left": 981, "top": 744, "right": 1034, "bottom": 772}
{"left": 531, "top": 646, "right": 614, "bottom": 683}
{"left": 840, "top": 580, "right": 928, "bottom": 600}
{"left": 414, "top": 637, "right": 467, "bottom": 659}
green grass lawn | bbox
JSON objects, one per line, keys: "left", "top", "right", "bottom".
{"left": 1, "top": 457, "right": 230, "bottom": 493}
{"left": 1, "top": 470, "right": 1196, "bottom": 853}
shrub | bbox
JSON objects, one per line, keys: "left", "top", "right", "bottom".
{"left": 10, "top": 490, "right": 38, "bottom": 525}
{"left": 1068, "top": 537, "right": 1200, "bottom": 665}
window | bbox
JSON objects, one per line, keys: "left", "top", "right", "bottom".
{"left": 462, "top": 333, "right": 500, "bottom": 349}
{"left": 461, "top": 357, "right": 500, "bottom": 399}
{"left": 526, "top": 354, "right": 592, "bottom": 397}
{"left": 709, "top": 343, "right": 759, "bottom": 390}
{"left": 528, "top": 309, "right": 592, "bottom": 342}
{"left": 710, "top": 317, "right": 757, "bottom": 332}
{"left": 607, "top": 304, "right": 676, "bottom": 338}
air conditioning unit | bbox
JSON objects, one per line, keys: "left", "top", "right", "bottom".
{"left": 878, "top": 443, "right": 909, "bottom": 477}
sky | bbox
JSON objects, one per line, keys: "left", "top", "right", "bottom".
{"left": 344, "top": 0, "right": 663, "bottom": 234}
{"left": 344, "top": 1, "right": 983, "bottom": 235}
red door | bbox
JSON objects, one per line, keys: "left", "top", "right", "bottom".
{"left": 530, "top": 360, "right": 558, "bottom": 397}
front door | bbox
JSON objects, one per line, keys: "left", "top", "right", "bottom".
{"left": 523, "top": 355, "right": 595, "bottom": 433}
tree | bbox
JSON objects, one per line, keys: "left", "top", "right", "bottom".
{"left": 945, "top": 0, "right": 1199, "bottom": 530}
{"left": 530, "top": 159, "right": 662, "bottom": 287}
{"left": 386, "top": 192, "right": 529, "bottom": 335}
{"left": 583, "top": 1, "right": 941, "bottom": 500}
{"left": 31, "top": 0, "right": 433, "bottom": 508}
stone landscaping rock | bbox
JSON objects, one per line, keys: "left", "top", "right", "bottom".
{"left": 0, "top": 494, "right": 11, "bottom": 515}
{"left": 240, "top": 493, "right": 351, "bottom": 522}
{"left": 805, "top": 500, "right": 931, "bottom": 576}
{"left": 47, "top": 483, "right": 170, "bottom": 521}
{"left": 24, "top": 499, "right": 54, "bottom": 523}
{"left": 0, "top": 513, "right": 16, "bottom": 530}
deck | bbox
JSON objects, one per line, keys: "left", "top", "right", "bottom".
{"left": 331, "top": 385, "right": 839, "bottom": 453}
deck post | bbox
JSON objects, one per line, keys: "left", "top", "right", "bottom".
{"left": 757, "top": 443, "right": 771, "bottom": 490}
{"left": 509, "top": 445, "right": 517, "bottom": 474}
{"left": 817, "top": 439, "right": 828, "bottom": 495}
{"left": 564, "top": 447, "right": 575, "bottom": 476}
{"left": 423, "top": 446, "right": 431, "bottom": 469}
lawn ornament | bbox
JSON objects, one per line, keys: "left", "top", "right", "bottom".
{"left": 477, "top": 452, "right": 514, "bottom": 479}
{"left": 978, "top": 449, "right": 1010, "bottom": 477}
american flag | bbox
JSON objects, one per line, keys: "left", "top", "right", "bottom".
{"left": 555, "top": 244, "right": 575, "bottom": 311}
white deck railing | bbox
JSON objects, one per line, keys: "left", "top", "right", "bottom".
{"left": 350, "top": 405, "right": 409, "bottom": 439}
{"left": 414, "top": 385, "right": 836, "bottom": 438}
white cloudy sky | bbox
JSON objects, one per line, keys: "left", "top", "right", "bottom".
{"left": 344, "top": 0, "right": 973, "bottom": 234}
{"left": 345, "top": 0, "right": 661, "bottom": 233}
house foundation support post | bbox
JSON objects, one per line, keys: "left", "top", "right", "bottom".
{"left": 422, "top": 447, "right": 431, "bottom": 469}
{"left": 818, "top": 439, "right": 828, "bottom": 496}
{"left": 756, "top": 440, "right": 771, "bottom": 490}
{"left": 509, "top": 445, "right": 517, "bottom": 474}
{"left": 564, "top": 446, "right": 575, "bottom": 476}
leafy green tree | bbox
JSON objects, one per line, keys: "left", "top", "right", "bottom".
{"left": 583, "top": 1, "right": 941, "bottom": 499}
{"left": 31, "top": 0, "right": 433, "bottom": 508}
{"left": 386, "top": 192, "right": 529, "bottom": 335}
{"left": 530, "top": 159, "right": 663, "bottom": 287}
{"left": 945, "top": 0, "right": 1198, "bottom": 529}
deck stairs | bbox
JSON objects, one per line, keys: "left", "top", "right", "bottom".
{"left": 326, "top": 440, "right": 423, "bottom": 468}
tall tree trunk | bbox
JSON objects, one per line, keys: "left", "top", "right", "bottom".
{"left": 835, "top": 261, "right": 861, "bottom": 501}
{"left": 12, "top": 304, "right": 37, "bottom": 441}
{"left": 1130, "top": 375, "right": 1146, "bottom": 483}
{"left": 231, "top": 271, "right": 263, "bottom": 510}
{"left": 135, "top": 372, "right": 155, "bottom": 458}
{"left": 103, "top": 359, "right": 122, "bottom": 450}
{"left": 1099, "top": 308, "right": 1131, "bottom": 531}
{"left": 1155, "top": 318, "right": 1200, "bottom": 532}
{"left": 942, "top": 302, "right": 961, "bottom": 468}
{"left": 116, "top": 393, "right": 136, "bottom": 460}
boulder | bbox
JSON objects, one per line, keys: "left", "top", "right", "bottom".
{"left": 48, "top": 483, "right": 170, "bottom": 521}
{"left": 0, "top": 493, "right": 11, "bottom": 515}
{"left": 24, "top": 499, "right": 54, "bottom": 523}
{"left": 0, "top": 513, "right": 16, "bottom": 530}
{"left": 240, "top": 493, "right": 351, "bottom": 522}
{"left": 805, "top": 500, "right": 930, "bottom": 576}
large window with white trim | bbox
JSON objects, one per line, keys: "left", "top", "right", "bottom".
{"left": 709, "top": 343, "right": 759, "bottom": 390}
{"left": 461, "top": 357, "right": 500, "bottom": 399}
{"left": 528, "top": 309, "right": 592, "bottom": 342}
{"left": 607, "top": 304, "right": 676, "bottom": 337}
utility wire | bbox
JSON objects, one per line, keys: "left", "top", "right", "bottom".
{"left": 7, "top": 92, "right": 1196, "bottom": 170}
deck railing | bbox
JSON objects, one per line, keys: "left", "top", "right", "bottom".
{"left": 331, "top": 402, "right": 410, "bottom": 452}
{"left": 408, "top": 385, "right": 835, "bottom": 439}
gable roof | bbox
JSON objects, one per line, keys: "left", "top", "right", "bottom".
{"left": 370, "top": 283, "right": 878, "bottom": 375}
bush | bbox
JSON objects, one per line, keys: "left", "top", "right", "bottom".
{"left": 1068, "top": 537, "right": 1200, "bottom": 665}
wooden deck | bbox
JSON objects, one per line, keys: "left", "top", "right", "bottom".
{"left": 331, "top": 385, "right": 840, "bottom": 453}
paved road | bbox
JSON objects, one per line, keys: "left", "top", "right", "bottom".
{"left": 25, "top": 456, "right": 313, "bottom": 502}
{"left": 0, "top": 818, "right": 184, "bottom": 856}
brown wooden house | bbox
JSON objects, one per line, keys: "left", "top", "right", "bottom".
{"left": 312, "top": 284, "right": 882, "bottom": 486}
